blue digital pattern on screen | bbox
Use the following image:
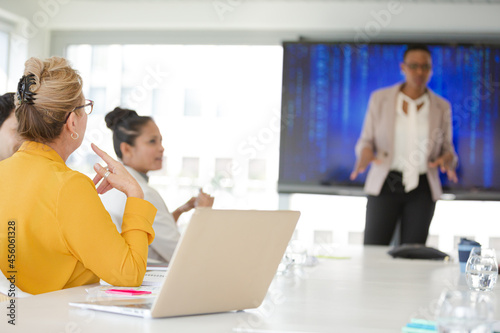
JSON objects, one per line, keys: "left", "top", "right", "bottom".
{"left": 279, "top": 42, "right": 500, "bottom": 195}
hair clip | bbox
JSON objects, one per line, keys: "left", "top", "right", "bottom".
{"left": 17, "top": 74, "right": 37, "bottom": 105}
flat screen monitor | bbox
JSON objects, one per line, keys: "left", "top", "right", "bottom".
{"left": 278, "top": 41, "right": 500, "bottom": 200}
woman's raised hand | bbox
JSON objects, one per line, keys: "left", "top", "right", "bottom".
{"left": 91, "top": 143, "right": 144, "bottom": 199}
{"left": 194, "top": 189, "right": 215, "bottom": 208}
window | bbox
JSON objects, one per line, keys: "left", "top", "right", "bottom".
{"left": 90, "top": 87, "right": 107, "bottom": 115}
{"left": 215, "top": 158, "right": 232, "bottom": 179}
{"left": 183, "top": 89, "right": 202, "bottom": 117}
{"left": 91, "top": 46, "right": 109, "bottom": 74}
{"left": 0, "top": 31, "right": 8, "bottom": 92}
{"left": 248, "top": 159, "right": 266, "bottom": 180}
{"left": 181, "top": 157, "right": 199, "bottom": 179}
{"left": 0, "top": 28, "right": 25, "bottom": 92}
{"left": 214, "top": 158, "right": 234, "bottom": 189}
{"left": 65, "top": 44, "right": 282, "bottom": 213}
{"left": 152, "top": 88, "right": 169, "bottom": 116}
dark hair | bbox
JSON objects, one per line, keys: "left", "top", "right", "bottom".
{"left": 0, "top": 93, "right": 15, "bottom": 128}
{"left": 105, "top": 107, "right": 153, "bottom": 159}
{"left": 15, "top": 57, "right": 83, "bottom": 143}
{"left": 403, "top": 44, "right": 431, "bottom": 60}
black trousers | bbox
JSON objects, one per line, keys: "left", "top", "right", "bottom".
{"left": 363, "top": 171, "right": 436, "bottom": 246}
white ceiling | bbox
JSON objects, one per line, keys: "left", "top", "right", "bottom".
{"left": 68, "top": 0, "right": 500, "bottom": 2}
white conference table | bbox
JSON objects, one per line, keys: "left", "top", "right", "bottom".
{"left": 2, "top": 245, "right": 499, "bottom": 333}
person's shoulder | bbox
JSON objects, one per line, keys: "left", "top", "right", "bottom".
{"left": 370, "top": 83, "right": 402, "bottom": 97}
{"left": 53, "top": 169, "right": 99, "bottom": 206}
{"left": 367, "top": 83, "right": 402, "bottom": 110}
{"left": 59, "top": 168, "right": 95, "bottom": 188}
{"left": 427, "top": 89, "right": 451, "bottom": 110}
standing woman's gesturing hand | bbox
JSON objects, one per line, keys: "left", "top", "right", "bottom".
{"left": 428, "top": 152, "right": 458, "bottom": 183}
{"left": 91, "top": 143, "right": 144, "bottom": 199}
{"left": 350, "top": 147, "right": 382, "bottom": 180}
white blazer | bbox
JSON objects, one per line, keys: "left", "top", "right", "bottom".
{"left": 355, "top": 83, "right": 458, "bottom": 201}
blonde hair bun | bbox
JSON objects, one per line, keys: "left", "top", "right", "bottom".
{"left": 15, "top": 56, "right": 83, "bottom": 143}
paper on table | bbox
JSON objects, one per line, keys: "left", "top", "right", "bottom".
{"left": 86, "top": 285, "right": 161, "bottom": 298}
{"left": 105, "top": 289, "right": 152, "bottom": 296}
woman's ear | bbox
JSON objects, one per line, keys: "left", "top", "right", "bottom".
{"left": 399, "top": 62, "right": 406, "bottom": 75}
{"left": 65, "top": 112, "right": 77, "bottom": 133}
{"left": 120, "top": 141, "right": 133, "bottom": 160}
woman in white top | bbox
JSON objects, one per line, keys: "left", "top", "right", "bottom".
{"left": 101, "top": 107, "right": 214, "bottom": 262}
{"left": 350, "top": 44, "right": 458, "bottom": 246}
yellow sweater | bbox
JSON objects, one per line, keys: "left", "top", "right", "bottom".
{"left": 0, "top": 141, "right": 156, "bottom": 295}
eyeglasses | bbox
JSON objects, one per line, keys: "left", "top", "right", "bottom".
{"left": 404, "top": 63, "right": 432, "bottom": 72}
{"left": 64, "top": 99, "right": 94, "bottom": 123}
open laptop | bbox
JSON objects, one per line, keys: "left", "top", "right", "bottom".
{"left": 70, "top": 208, "right": 300, "bottom": 318}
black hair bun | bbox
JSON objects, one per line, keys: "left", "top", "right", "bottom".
{"left": 0, "top": 93, "right": 15, "bottom": 126}
{"left": 105, "top": 107, "right": 138, "bottom": 130}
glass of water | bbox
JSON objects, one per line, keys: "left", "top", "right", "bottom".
{"left": 465, "top": 247, "right": 498, "bottom": 292}
{"left": 436, "top": 289, "right": 494, "bottom": 333}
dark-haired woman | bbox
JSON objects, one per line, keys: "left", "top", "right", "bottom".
{"left": 0, "top": 57, "right": 157, "bottom": 295}
{"left": 350, "top": 45, "right": 458, "bottom": 246}
{"left": 0, "top": 93, "right": 22, "bottom": 161}
{"left": 101, "top": 107, "right": 214, "bottom": 263}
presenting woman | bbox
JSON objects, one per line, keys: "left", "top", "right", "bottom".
{"left": 0, "top": 57, "right": 157, "bottom": 295}
{"left": 101, "top": 107, "right": 214, "bottom": 263}
{"left": 350, "top": 44, "right": 458, "bottom": 246}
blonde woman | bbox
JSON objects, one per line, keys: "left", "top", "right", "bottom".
{"left": 0, "top": 57, "right": 157, "bottom": 295}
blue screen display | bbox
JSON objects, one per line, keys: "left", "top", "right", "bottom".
{"left": 279, "top": 42, "right": 500, "bottom": 198}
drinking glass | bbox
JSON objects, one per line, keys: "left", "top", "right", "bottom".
{"left": 436, "top": 289, "right": 494, "bottom": 333}
{"left": 287, "top": 240, "right": 307, "bottom": 266}
{"left": 277, "top": 241, "right": 307, "bottom": 276}
{"left": 465, "top": 247, "right": 498, "bottom": 292}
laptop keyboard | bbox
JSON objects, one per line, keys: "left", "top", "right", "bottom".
{"left": 123, "top": 302, "right": 154, "bottom": 310}
{"left": 142, "top": 271, "right": 166, "bottom": 286}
